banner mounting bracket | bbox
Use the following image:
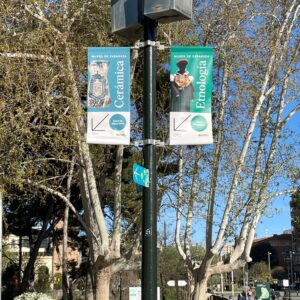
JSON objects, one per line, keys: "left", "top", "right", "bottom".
{"left": 132, "top": 139, "right": 165, "bottom": 147}
{"left": 131, "top": 41, "right": 169, "bottom": 50}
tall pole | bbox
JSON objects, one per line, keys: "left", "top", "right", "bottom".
{"left": 142, "top": 16, "right": 157, "bottom": 300}
{"left": 220, "top": 273, "right": 224, "bottom": 296}
{"left": 245, "top": 271, "right": 249, "bottom": 299}
{"left": 290, "top": 251, "right": 294, "bottom": 288}
{"left": 164, "top": 222, "right": 167, "bottom": 248}
{"left": 231, "top": 270, "right": 234, "bottom": 299}
{"left": 243, "top": 266, "right": 248, "bottom": 300}
{"left": 268, "top": 252, "right": 272, "bottom": 277}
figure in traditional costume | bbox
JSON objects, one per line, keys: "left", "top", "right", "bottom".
{"left": 170, "top": 59, "right": 194, "bottom": 112}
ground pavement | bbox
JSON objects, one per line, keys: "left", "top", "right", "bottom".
{"left": 215, "top": 291, "right": 300, "bottom": 300}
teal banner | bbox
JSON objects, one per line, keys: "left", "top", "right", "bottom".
{"left": 87, "top": 47, "right": 131, "bottom": 145}
{"left": 169, "top": 46, "right": 214, "bottom": 145}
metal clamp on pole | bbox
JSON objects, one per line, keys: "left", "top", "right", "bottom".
{"left": 133, "top": 139, "right": 165, "bottom": 147}
{"left": 155, "top": 41, "right": 169, "bottom": 50}
{"left": 143, "top": 139, "right": 165, "bottom": 146}
{"left": 131, "top": 40, "right": 155, "bottom": 49}
{"left": 131, "top": 41, "right": 169, "bottom": 50}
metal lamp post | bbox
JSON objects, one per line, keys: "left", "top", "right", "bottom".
{"left": 231, "top": 271, "right": 234, "bottom": 299}
{"left": 111, "top": 1, "right": 192, "bottom": 299}
{"left": 142, "top": 16, "right": 158, "bottom": 300}
{"left": 290, "top": 251, "right": 295, "bottom": 288}
{"left": 268, "top": 251, "right": 272, "bottom": 277}
{"left": 243, "top": 265, "right": 248, "bottom": 300}
{"left": 220, "top": 273, "right": 224, "bottom": 296}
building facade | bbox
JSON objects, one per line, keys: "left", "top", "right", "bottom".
{"left": 252, "top": 232, "right": 300, "bottom": 285}
{"left": 4, "top": 232, "right": 80, "bottom": 283}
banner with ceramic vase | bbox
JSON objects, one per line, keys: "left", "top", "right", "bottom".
{"left": 169, "top": 46, "right": 213, "bottom": 145}
{"left": 87, "top": 47, "right": 130, "bottom": 145}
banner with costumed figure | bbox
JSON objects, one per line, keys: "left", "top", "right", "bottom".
{"left": 87, "top": 47, "right": 130, "bottom": 145}
{"left": 169, "top": 47, "right": 213, "bottom": 145}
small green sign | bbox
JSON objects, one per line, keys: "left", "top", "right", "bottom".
{"left": 133, "top": 163, "right": 149, "bottom": 188}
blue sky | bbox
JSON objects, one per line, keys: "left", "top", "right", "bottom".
{"left": 256, "top": 196, "right": 291, "bottom": 238}
{"left": 158, "top": 110, "right": 300, "bottom": 245}
{"left": 256, "top": 112, "right": 300, "bottom": 238}
{"left": 256, "top": 107, "right": 300, "bottom": 237}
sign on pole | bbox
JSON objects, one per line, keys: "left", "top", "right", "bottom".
{"left": 255, "top": 283, "right": 270, "bottom": 300}
{"left": 133, "top": 163, "right": 149, "bottom": 188}
{"left": 87, "top": 47, "right": 131, "bottom": 145}
{"left": 129, "top": 287, "right": 160, "bottom": 300}
{"left": 169, "top": 47, "right": 214, "bottom": 145}
{"left": 167, "top": 280, "right": 187, "bottom": 287}
{"left": 129, "top": 287, "right": 141, "bottom": 300}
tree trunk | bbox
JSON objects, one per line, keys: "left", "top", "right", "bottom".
{"left": 85, "top": 265, "right": 95, "bottom": 300}
{"left": 20, "top": 199, "right": 54, "bottom": 292}
{"left": 18, "top": 233, "right": 23, "bottom": 284}
{"left": 62, "top": 205, "right": 71, "bottom": 300}
{"left": 192, "top": 276, "right": 209, "bottom": 300}
{"left": 192, "top": 258, "right": 214, "bottom": 300}
{"left": 187, "top": 269, "right": 194, "bottom": 299}
{"left": 95, "top": 267, "right": 112, "bottom": 300}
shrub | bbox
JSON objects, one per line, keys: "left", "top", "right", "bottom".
{"left": 14, "top": 292, "right": 55, "bottom": 300}
{"left": 34, "top": 266, "right": 50, "bottom": 292}
{"left": 53, "top": 273, "right": 62, "bottom": 290}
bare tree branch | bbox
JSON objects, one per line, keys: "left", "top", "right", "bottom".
{"left": 25, "top": 3, "right": 62, "bottom": 35}
{"left": 23, "top": 179, "right": 99, "bottom": 245}
{"left": 0, "top": 52, "right": 54, "bottom": 63}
